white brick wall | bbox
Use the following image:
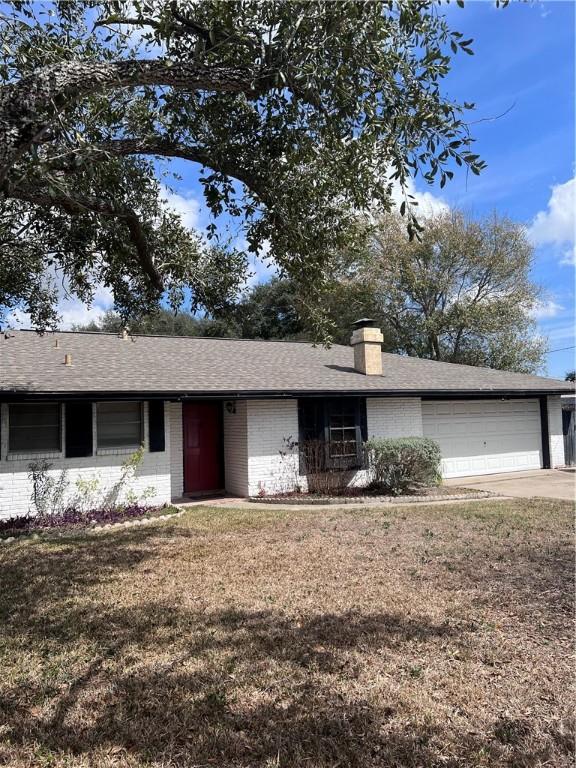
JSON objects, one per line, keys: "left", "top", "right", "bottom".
{"left": 246, "top": 400, "right": 300, "bottom": 496}
{"left": 548, "top": 395, "right": 565, "bottom": 468}
{"left": 224, "top": 400, "right": 249, "bottom": 496}
{"left": 240, "top": 397, "right": 425, "bottom": 496}
{"left": 367, "top": 397, "right": 423, "bottom": 438}
{"left": 169, "top": 402, "right": 183, "bottom": 498}
{"left": 0, "top": 401, "right": 171, "bottom": 519}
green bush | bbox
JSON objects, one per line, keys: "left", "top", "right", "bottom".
{"left": 364, "top": 437, "right": 442, "bottom": 495}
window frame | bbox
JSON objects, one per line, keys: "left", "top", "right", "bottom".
{"left": 7, "top": 402, "right": 62, "bottom": 456}
{"left": 96, "top": 401, "right": 144, "bottom": 452}
{"left": 297, "top": 397, "right": 367, "bottom": 472}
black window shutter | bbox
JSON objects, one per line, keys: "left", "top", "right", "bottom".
{"left": 297, "top": 401, "right": 305, "bottom": 473}
{"left": 298, "top": 399, "right": 326, "bottom": 473}
{"left": 65, "top": 402, "right": 93, "bottom": 458}
{"left": 323, "top": 406, "right": 331, "bottom": 468}
{"left": 148, "top": 400, "right": 165, "bottom": 452}
{"left": 359, "top": 398, "right": 367, "bottom": 441}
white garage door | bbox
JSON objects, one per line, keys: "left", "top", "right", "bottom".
{"left": 422, "top": 399, "right": 542, "bottom": 478}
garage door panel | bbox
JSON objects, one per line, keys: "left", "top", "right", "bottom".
{"left": 439, "top": 437, "right": 487, "bottom": 458}
{"left": 422, "top": 399, "right": 542, "bottom": 478}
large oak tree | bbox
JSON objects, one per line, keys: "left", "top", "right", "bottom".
{"left": 0, "top": 0, "right": 489, "bottom": 331}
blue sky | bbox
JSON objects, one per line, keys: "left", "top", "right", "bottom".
{"left": 20, "top": 1, "right": 574, "bottom": 377}
{"left": 436, "top": 0, "right": 575, "bottom": 378}
{"left": 164, "top": 1, "right": 576, "bottom": 377}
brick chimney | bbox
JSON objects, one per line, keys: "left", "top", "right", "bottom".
{"left": 350, "top": 318, "right": 383, "bottom": 375}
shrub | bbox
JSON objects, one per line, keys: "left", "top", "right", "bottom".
{"left": 28, "top": 460, "right": 69, "bottom": 515}
{"left": 299, "top": 438, "right": 357, "bottom": 495}
{"left": 364, "top": 437, "right": 442, "bottom": 495}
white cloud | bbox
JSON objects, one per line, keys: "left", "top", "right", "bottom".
{"left": 560, "top": 246, "right": 576, "bottom": 267}
{"left": 528, "top": 177, "right": 575, "bottom": 262}
{"left": 162, "top": 187, "right": 206, "bottom": 231}
{"left": 57, "top": 300, "right": 110, "bottom": 329}
{"left": 541, "top": 321, "right": 576, "bottom": 345}
{"left": 390, "top": 176, "right": 449, "bottom": 217}
{"left": 6, "top": 284, "right": 115, "bottom": 330}
{"left": 530, "top": 299, "right": 564, "bottom": 320}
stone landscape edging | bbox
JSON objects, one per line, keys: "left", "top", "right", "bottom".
{"left": 0, "top": 509, "right": 186, "bottom": 545}
{"left": 248, "top": 490, "right": 496, "bottom": 505}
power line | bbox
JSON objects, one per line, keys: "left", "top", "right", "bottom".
{"left": 546, "top": 345, "right": 575, "bottom": 354}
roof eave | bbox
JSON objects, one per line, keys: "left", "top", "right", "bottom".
{"left": 0, "top": 387, "right": 571, "bottom": 401}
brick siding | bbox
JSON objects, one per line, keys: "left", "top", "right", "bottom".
{"left": 0, "top": 401, "right": 171, "bottom": 519}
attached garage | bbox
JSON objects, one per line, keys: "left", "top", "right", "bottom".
{"left": 422, "top": 399, "right": 543, "bottom": 478}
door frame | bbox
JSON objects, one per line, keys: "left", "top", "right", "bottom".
{"left": 182, "top": 400, "right": 225, "bottom": 496}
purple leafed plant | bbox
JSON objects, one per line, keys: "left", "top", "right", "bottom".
{"left": 0, "top": 504, "right": 165, "bottom": 538}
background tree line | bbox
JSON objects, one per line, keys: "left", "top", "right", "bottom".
{"left": 75, "top": 208, "right": 547, "bottom": 375}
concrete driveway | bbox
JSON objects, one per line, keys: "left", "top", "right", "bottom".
{"left": 445, "top": 469, "right": 575, "bottom": 501}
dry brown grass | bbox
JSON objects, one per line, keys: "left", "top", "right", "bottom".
{"left": 0, "top": 498, "right": 573, "bottom": 767}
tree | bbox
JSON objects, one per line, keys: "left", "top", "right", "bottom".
{"left": 233, "top": 279, "right": 305, "bottom": 340}
{"left": 75, "top": 206, "right": 546, "bottom": 376}
{"left": 566, "top": 371, "right": 576, "bottom": 383}
{"left": 72, "top": 307, "right": 240, "bottom": 337}
{"left": 73, "top": 279, "right": 302, "bottom": 339}
{"left": 0, "top": 0, "right": 488, "bottom": 332}
{"left": 336, "top": 210, "right": 546, "bottom": 373}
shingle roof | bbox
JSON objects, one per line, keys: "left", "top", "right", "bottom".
{"left": 1, "top": 329, "right": 572, "bottom": 397}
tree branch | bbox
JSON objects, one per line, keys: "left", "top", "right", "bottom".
{"left": 44, "top": 136, "right": 273, "bottom": 206}
{"left": 94, "top": 17, "right": 161, "bottom": 30}
{"left": 10, "top": 185, "right": 164, "bottom": 292}
{"left": 169, "top": 2, "right": 213, "bottom": 43}
{"left": 98, "top": 137, "right": 271, "bottom": 203}
{"left": 0, "top": 58, "right": 265, "bottom": 183}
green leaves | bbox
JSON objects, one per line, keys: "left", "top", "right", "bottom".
{"left": 351, "top": 209, "right": 545, "bottom": 372}
{"left": 0, "top": 0, "right": 491, "bottom": 334}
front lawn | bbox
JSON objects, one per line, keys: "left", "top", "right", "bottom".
{"left": 0, "top": 499, "right": 573, "bottom": 767}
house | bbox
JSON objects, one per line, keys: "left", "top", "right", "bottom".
{"left": 0, "top": 321, "right": 572, "bottom": 518}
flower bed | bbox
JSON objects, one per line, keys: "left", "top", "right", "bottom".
{"left": 250, "top": 486, "right": 496, "bottom": 505}
{"left": 0, "top": 504, "right": 176, "bottom": 540}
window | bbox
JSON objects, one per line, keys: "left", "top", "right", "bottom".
{"left": 96, "top": 401, "right": 143, "bottom": 449}
{"left": 298, "top": 398, "right": 367, "bottom": 470}
{"left": 9, "top": 403, "right": 61, "bottom": 453}
{"left": 327, "top": 401, "right": 359, "bottom": 462}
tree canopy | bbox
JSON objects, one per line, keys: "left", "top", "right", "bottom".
{"left": 345, "top": 210, "right": 546, "bottom": 373}
{"left": 74, "top": 306, "right": 240, "bottom": 337}
{"left": 0, "top": 0, "right": 488, "bottom": 332}
{"left": 76, "top": 207, "right": 546, "bottom": 374}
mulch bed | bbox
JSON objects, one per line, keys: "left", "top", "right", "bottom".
{"left": 0, "top": 505, "right": 178, "bottom": 542}
{"left": 249, "top": 486, "right": 496, "bottom": 505}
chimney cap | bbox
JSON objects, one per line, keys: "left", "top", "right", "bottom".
{"left": 352, "top": 318, "right": 376, "bottom": 329}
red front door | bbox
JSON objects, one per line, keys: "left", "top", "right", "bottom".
{"left": 183, "top": 402, "right": 223, "bottom": 494}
